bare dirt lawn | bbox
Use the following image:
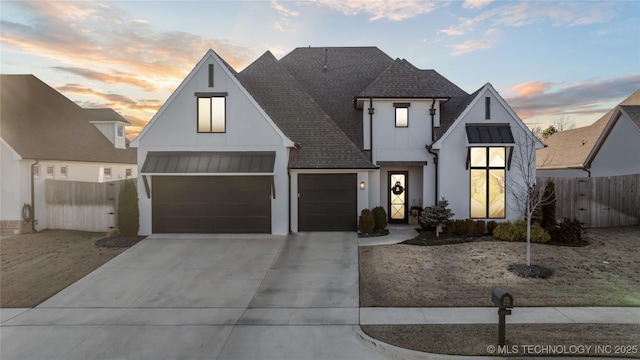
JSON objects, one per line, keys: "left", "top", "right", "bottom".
{"left": 359, "top": 226, "right": 640, "bottom": 357}
{"left": 1, "top": 230, "right": 143, "bottom": 308}
{"left": 360, "top": 226, "right": 640, "bottom": 307}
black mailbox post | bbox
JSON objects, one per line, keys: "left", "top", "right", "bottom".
{"left": 492, "top": 287, "right": 513, "bottom": 346}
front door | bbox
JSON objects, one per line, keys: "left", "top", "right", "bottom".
{"left": 388, "top": 171, "right": 408, "bottom": 223}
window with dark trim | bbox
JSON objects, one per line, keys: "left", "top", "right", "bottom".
{"left": 46, "top": 165, "right": 54, "bottom": 177}
{"left": 197, "top": 95, "right": 226, "bottom": 133}
{"left": 60, "top": 166, "right": 68, "bottom": 178}
{"left": 394, "top": 103, "right": 410, "bottom": 128}
{"left": 470, "top": 147, "right": 505, "bottom": 218}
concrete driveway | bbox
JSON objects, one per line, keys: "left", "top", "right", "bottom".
{"left": 1, "top": 233, "right": 391, "bottom": 360}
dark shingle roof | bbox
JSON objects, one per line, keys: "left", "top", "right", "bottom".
{"left": 620, "top": 105, "right": 640, "bottom": 128}
{"left": 359, "top": 59, "right": 467, "bottom": 99}
{"left": 0, "top": 75, "right": 136, "bottom": 164}
{"left": 278, "top": 47, "right": 394, "bottom": 149}
{"left": 238, "top": 51, "right": 376, "bottom": 169}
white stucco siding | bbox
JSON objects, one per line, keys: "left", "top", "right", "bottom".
{"left": 436, "top": 87, "right": 536, "bottom": 221}
{"left": 134, "top": 52, "right": 292, "bottom": 235}
{"left": 1, "top": 141, "right": 23, "bottom": 221}
{"left": 589, "top": 115, "right": 640, "bottom": 177}
{"left": 137, "top": 57, "right": 286, "bottom": 149}
{"left": 370, "top": 99, "right": 437, "bottom": 163}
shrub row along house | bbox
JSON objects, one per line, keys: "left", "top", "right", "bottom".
{"left": 0, "top": 75, "right": 137, "bottom": 234}
{"left": 132, "top": 47, "right": 542, "bottom": 235}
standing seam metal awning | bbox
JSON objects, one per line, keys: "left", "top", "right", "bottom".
{"left": 141, "top": 151, "right": 276, "bottom": 175}
{"left": 465, "top": 124, "right": 515, "bottom": 170}
{"left": 140, "top": 151, "right": 277, "bottom": 199}
{"left": 465, "top": 123, "right": 515, "bottom": 144}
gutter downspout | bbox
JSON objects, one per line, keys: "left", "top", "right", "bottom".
{"left": 368, "top": 98, "right": 374, "bottom": 162}
{"left": 426, "top": 145, "right": 438, "bottom": 205}
{"left": 30, "top": 160, "right": 39, "bottom": 232}
{"left": 583, "top": 167, "right": 591, "bottom": 178}
{"left": 430, "top": 98, "right": 436, "bottom": 142}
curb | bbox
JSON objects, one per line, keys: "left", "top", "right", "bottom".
{"left": 354, "top": 325, "right": 496, "bottom": 360}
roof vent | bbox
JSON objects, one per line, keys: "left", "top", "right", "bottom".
{"left": 323, "top": 48, "right": 328, "bottom": 72}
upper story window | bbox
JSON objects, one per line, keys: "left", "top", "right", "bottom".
{"left": 485, "top": 97, "right": 491, "bottom": 120}
{"left": 196, "top": 92, "right": 227, "bottom": 133}
{"left": 394, "top": 103, "right": 410, "bottom": 128}
{"left": 60, "top": 166, "right": 68, "bottom": 178}
{"left": 46, "top": 165, "right": 54, "bottom": 177}
{"left": 33, "top": 164, "right": 40, "bottom": 177}
{"left": 126, "top": 168, "right": 132, "bottom": 178}
{"left": 117, "top": 124, "right": 124, "bottom": 137}
{"left": 104, "top": 167, "right": 112, "bottom": 178}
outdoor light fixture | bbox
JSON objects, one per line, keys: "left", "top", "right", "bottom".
{"left": 429, "top": 108, "right": 437, "bottom": 116}
{"left": 359, "top": 181, "right": 366, "bottom": 190}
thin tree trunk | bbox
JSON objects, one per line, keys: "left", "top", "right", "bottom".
{"left": 526, "top": 214, "right": 532, "bottom": 267}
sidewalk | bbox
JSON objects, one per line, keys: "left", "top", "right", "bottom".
{"left": 360, "top": 306, "right": 640, "bottom": 325}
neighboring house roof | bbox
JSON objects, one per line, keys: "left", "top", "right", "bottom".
{"left": 0, "top": 74, "right": 136, "bottom": 164}
{"left": 537, "top": 89, "right": 640, "bottom": 170}
{"left": 238, "top": 51, "right": 376, "bottom": 169}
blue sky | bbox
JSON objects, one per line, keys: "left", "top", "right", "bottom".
{"left": 1, "top": 0, "right": 639, "bottom": 138}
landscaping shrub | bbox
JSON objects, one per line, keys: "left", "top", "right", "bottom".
{"left": 445, "top": 219, "right": 467, "bottom": 235}
{"left": 473, "top": 220, "right": 486, "bottom": 235}
{"left": 486, "top": 220, "right": 498, "bottom": 235}
{"left": 550, "top": 217, "right": 584, "bottom": 245}
{"left": 492, "top": 219, "right": 550, "bottom": 243}
{"left": 372, "top": 206, "right": 387, "bottom": 230}
{"left": 358, "top": 209, "right": 375, "bottom": 234}
{"left": 464, "top": 219, "right": 475, "bottom": 234}
{"left": 117, "top": 179, "right": 139, "bottom": 236}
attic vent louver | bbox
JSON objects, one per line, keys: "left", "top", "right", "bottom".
{"left": 323, "top": 48, "right": 328, "bottom": 72}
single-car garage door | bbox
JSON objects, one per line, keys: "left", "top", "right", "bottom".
{"left": 298, "top": 174, "right": 357, "bottom": 231}
{"left": 152, "top": 176, "right": 271, "bottom": 233}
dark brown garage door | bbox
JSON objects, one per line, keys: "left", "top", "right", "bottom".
{"left": 298, "top": 174, "right": 357, "bottom": 231}
{"left": 152, "top": 176, "right": 271, "bottom": 233}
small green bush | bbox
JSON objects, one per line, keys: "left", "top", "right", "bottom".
{"left": 358, "top": 209, "right": 375, "bottom": 234}
{"left": 493, "top": 219, "right": 550, "bottom": 243}
{"left": 550, "top": 217, "right": 584, "bottom": 245}
{"left": 372, "top": 206, "right": 387, "bottom": 230}
{"left": 487, "top": 220, "right": 498, "bottom": 235}
{"left": 117, "top": 179, "right": 139, "bottom": 236}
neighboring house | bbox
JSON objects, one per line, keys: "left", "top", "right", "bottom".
{"left": 537, "top": 90, "right": 640, "bottom": 177}
{"left": 132, "top": 47, "right": 541, "bottom": 235}
{"left": 0, "top": 75, "right": 137, "bottom": 234}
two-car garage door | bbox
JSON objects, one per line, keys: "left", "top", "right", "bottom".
{"left": 152, "top": 176, "right": 271, "bottom": 233}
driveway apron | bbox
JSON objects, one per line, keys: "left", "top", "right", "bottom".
{"left": 0, "top": 233, "right": 390, "bottom": 360}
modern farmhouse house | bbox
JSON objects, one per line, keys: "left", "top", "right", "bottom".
{"left": 132, "top": 47, "right": 541, "bottom": 235}
{"left": 0, "top": 75, "right": 137, "bottom": 234}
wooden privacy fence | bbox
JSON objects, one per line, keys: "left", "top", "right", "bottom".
{"left": 45, "top": 179, "right": 133, "bottom": 232}
{"left": 538, "top": 174, "right": 640, "bottom": 228}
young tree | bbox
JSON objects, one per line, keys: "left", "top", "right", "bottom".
{"left": 506, "top": 133, "right": 555, "bottom": 267}
{"left": 419, "top": 198, "right": 454, "bottom": 238}
{"left": 541, "top": 125, "right": 557, "bottom": 140}
{"left": 553, "top": 114, "right": 575, "bottom": 132}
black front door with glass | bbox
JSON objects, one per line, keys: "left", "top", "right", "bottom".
{"left": 388, "top": 171, "right": 408, "bottom": 223}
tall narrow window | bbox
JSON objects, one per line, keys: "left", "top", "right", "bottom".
{"left": 394, "top": 103, "right": 410, "bottom": 127}
{"left": 33, "top": 164, "right": 40, "bottom": 177}
{"left": 60, "top": 166, "right": 68, "bottom": 178}
{"left": 197, "top": 96, "right": 226, "bottom": 133}
{"left": 46, "top": 165, "right": 54, "bottom": 177}
{"left": 470, "top": 147, "right": 505, "bottom": 218}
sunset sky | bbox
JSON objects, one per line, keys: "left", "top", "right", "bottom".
{"left": 1, "top": 0, "right": 639, "bottom": 139}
